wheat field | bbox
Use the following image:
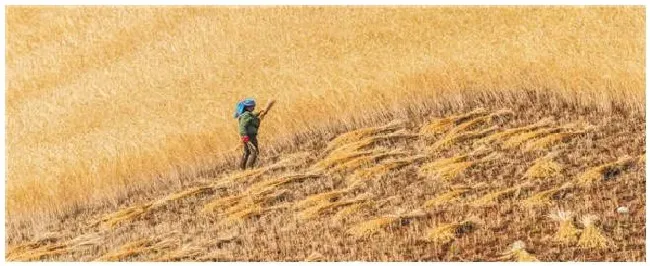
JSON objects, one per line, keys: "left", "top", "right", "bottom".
{"left": 5, "top": 6, "right": 645, "bottom": 261}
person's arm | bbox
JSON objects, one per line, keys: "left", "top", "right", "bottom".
{"left": 258, "top": 99, "right": 276, "bottom": 120}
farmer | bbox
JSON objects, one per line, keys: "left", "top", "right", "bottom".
{"left": 235, "top": 98, "right": 260, "bottom": 170}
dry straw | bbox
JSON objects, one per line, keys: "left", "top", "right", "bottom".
{"left": 430, "top": 126, "right": 499, "bottom": 151}
{"left": 502, "top": 127, "right": 561, "bottom": 149}
{"left": 297, "top": 199, "right": 366, "bottom": 220}
{"left": 202, "top": 195, "right": 245, "bottom": 215}
{"left": 421, "top": 152, "right": 500, "bottom": 182}
{"left": 421, "top": 219, "right": 479, "bottom": 245}
{"left": 522, "top": 182, "right": 574, "bottom": 208}
{"left": 347, "top": 155, "right": 426, "bottom": 184}
{"left": 524, "top": 153, "right": 561, "bottom": 180}
{"left": 549, "top": 209, "right": 579, "bottom": 245}
{"left": 423, "top": 187, "right": 471, "bottom": 208}
{"left": 293, "top": 188, "right": 352, "bottom": 210}
{"left": 471, "top": 184, "right": 529, "bottom": 207}
{"left": 331, "top": 201, "right": 372, "bottom": 222}
{"left": 523, "top": 132, "right": 582, "bottom": 152}
{"left": 577, "top": 215, "right": 609, "bottom": 248}
{"left": 346, "top": 209, "right": 427, "bottom": 239}
{"left": 576, "top": 156, "right": 636, "bottom": 187}
{"left": 499, "top": 241, "right": 539, "bottom": 262}
{"left": 326, "top": 119, "right": 406, "bottom": 152}
{"left": 346, "top": 216, "right": 399, "bottom": 239}
{"left": 97, "top": 203, "right": 153, "bottom": 229}
{"left": 304, "top": 252, "right": 326, "bottom": 262}
{"left": 96, "top": 239, "right": 154, "bottom": 262}
{"left": 419, "top": 108, "right": 488, "bottom": 137}
{"left": 428, "top": 109, "right": 512, "bottom": 151}
{"left": 329, "top": 149, "right": 410, "bottom": 173}
{"left": 478, "top": 117, "right": 555, "bottom": 144}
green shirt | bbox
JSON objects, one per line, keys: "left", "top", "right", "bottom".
{"left": 238, "top": 111, "right": 261, "bottom": 137}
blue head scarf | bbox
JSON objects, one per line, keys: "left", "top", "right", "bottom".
{"left": 234, "top": 98, "right": 256, "bottom": 118}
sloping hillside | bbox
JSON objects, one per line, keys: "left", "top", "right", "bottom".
{"left": 6, "top": 103, "right": 645, "bottom": 261}
{"left": 6, "top": 7, "right": 645, "bottom": 225}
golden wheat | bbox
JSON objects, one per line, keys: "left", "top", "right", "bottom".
{"left": 499, "top": 241, "right": 539, "bottom": 262}
{"left": 576, "top": 156, "right": 637, "bottom": 187}
{"left": 297, "top": 199, "right": 365, "bottom": 220}
{"left": 478, "top": 117, "right": 555, "bottom": 144}
{"left": 6, "top": 7, "right": 644, "bottom": 226}
{"left": 523, "top": 153, "right": 562, "bottom": 180}
{"left": 423, "top": 187, "right": 470, "bottom": 208}
{"left": 522, "top": 182, "right": 574, "bottom": 208}
{"left": 421, "top": 219, "right": 478, "bottom": 245}
{"left": 577, "top": 215, "right": 609, "bottom": 249}
{"left": 549, "top": 209, "right": 580, "bottom": 245}
{"left": 325, "top": 120, "right": 406, "bottom": 152}
{"left": 329, "top": 150, "right": 410, "bottom": 173}
{"left": 346, "top": 216, "right": 399, "bottom": 239}
{"left": 293, "top": 188, "right": 351, "bottom": 210}
{"left": 419, "top": 108, "right": 488, "bottom": 136}
{"left": 523, "top": 129, "right": 591, "bottom": 151}
{"left": 471, "top": 186, "right": 526, "bottom": 207}
{"left": 347, "top": 155, "right": 425, "bottom": 184}
{"left": 331, "top": 201, "right": 372, "bottom": 223}
{"left": 502, "top": 127, "right": 562, "bottom": 149}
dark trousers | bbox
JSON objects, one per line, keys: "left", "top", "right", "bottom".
{"left": 240, "top": 135, "right": 259, "bottom": 170}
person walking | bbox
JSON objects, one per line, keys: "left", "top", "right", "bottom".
{"left": 234, "top": 98, "right": 274, "bottom": 170}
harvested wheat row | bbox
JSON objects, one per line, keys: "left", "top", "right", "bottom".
{"left": 347, "top": 155, "right": 425, "bottom": 184}
{"left": 331, "top": 201, "right": 372, "bottom": 222}
{"left": 549, "top": 209, "right": 580, "bottom": 245}
{"left": 326, "top": 133, "right": 421, "bottom": 161}
{"left": 213, "top": 154, "right": 310, "bottom": 188}
{"left": 153, "top": 245, "right": 204, "bottom": 262}
{"left": 98, "top": 203, "right": 153, "bottom": 229}
{"left": 471, "top": 185, "right": 526, "bottom": 207}
{"left": 576, "top": 156, "right": 637, "bottom": 187}
{"left": 422, "top": 161, "right": 474, "bottom": 182}
{"left": 423, "top": 187, "right": 470, "bottom": 208}
{"left": 96, "top": 239, "right": 155, "bottom": 262}
{"left": 312, "top": 150, "right": 376, "bottom": 171}
{"left": 502, "top": 127, "right": 562, "bottom": 149}
{"left": 425, "top": 110, "right": 513, "bottom": 150}
{"left": 297, "top": 199, "right": 366, "bottom": 220}
{"left": 293, "top": 188, "right": 352, "bottom": 210}
{"left": 421, "top": 219, "right": 479, "bottom": 245}
{"left": 478, "top": 117, "right": 555, "bottom": 144}
{"left": 522, "top": 182, "right": 574, "bottom": 208}
{"left": 98, "top": 185, "right": 213, "bottom": 229}
{"left": 326, "top": 120, "right": 406, "bottom": 152}
{"left": 524, "top": 153, "right": 561, "bottom": 180}
{"left": 151, "top": 186, "right": 213, "bottom": 209}
{"left": 329, "top": 149, "right": 410, "bottom": 173}
{"left": 202, "top": 195, "right": 245, "bottom": 215}
{"left": 523, "top": 131, "right": 584, "bottom": 152}
{"left": 217, "top": 204, "right": 264, "bottom": 227}
{"left": 419, "top": 108, "right": 489, "bottom": 136}
{"left": 248, "top": 173, "right": 322, "bottom": 193}
{"left": 445, "top": 109, "right": 513, "bottom": 137}
{"left": 430, "top": 126, "right": 499, "bottom": 151}
{"left": 6, "top": 243, "right": 68, "bottom": 261}
{"left": 346, "top": 216, "right": 399, "bottom": 239}
{"left": 421, "top": 152, "right": 500, "bottom": 182}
